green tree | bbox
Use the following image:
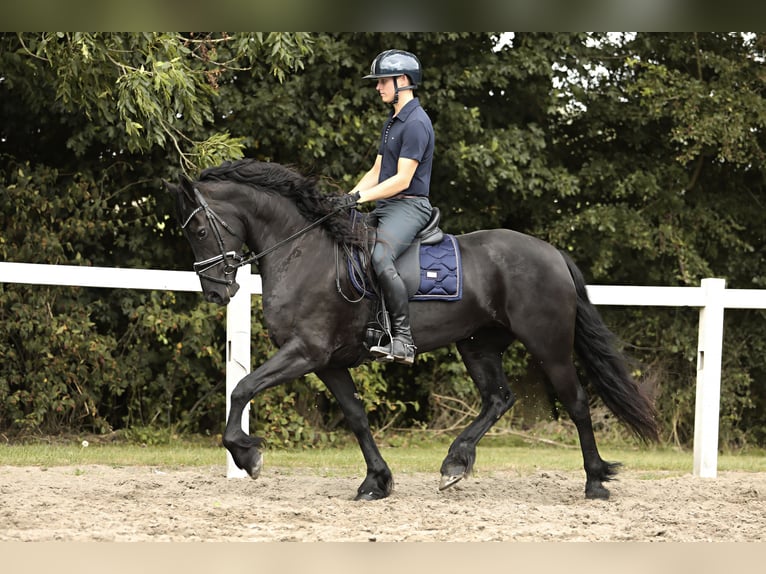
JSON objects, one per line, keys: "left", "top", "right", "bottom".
{"left": 1, "top": 32, "right": 765, "bottom": 448}
{"left": 544, "top": 32, "right": 766, "bottom": 444}
{"left": 0, "top": 32, "right": 312, "bottom": 436}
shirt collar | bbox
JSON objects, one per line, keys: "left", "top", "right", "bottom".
{"left": 391, "top": 97, "right": 420, "bottom": 121}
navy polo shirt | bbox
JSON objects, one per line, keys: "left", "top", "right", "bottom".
{"left": 377, "top": 97, "right": 434, "bottom": 198}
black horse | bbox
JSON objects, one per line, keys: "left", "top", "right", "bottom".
{"left": 167, "top": 158, "right": 658, "bottom": 501}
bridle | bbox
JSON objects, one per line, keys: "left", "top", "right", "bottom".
{"left": 182, "top": 187, "right": 352, "bottom": 286}
{"left": 180, "top": 188, "right": 245, "bottom": 286}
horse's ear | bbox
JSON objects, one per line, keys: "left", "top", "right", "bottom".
{"left": 178, "top": 174, "right": 196, "bottom": 203}
{"left": 162, "top": 179, "right": 176, "bottom": 195}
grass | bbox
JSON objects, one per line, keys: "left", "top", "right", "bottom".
{"left": 1, "top": 433, "right": 765, "bottom": 476}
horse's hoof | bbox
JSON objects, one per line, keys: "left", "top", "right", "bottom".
{"left": 245, "top": 451, "right": 263, "bottom": 479}
{"left": 439, "top": 472, "right": 465, "bottom": 491}
{"left": 585, "top": 485, "right": 610, "bottom": 500}
{"left": 354, "top": 490, "right": 386, "bottom": 501}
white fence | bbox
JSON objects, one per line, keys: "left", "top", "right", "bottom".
{"left": 1, "top": 261, "right": 765, "bottom": 479}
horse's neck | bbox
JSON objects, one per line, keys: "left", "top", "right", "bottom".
{"left": 244, "top": 206, "right": 335, "bottom": 285}
{"left": 242, "top": 193, "right": 305, "bottom": 252}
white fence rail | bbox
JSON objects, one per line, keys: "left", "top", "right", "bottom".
{"left": 1, "top": 262, "right": 765, "bottom": 479}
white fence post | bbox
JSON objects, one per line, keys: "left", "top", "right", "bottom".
{"left": 693, "top": 278, "right": 726, "bottom": 478}
{"left": 224, "top": 265, "right": 252, "bottom": 478}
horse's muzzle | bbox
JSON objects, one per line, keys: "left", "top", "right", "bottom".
{"left": 204, "top": 280, "right": 240, "bottom": 306}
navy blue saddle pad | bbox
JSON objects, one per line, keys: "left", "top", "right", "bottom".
{"left": 348, "top": 234, "right": 463, "bottom": 301}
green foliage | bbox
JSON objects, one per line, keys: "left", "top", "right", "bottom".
{"left": 5, "top": 32, "right": 311, "bottom": 173}
{"left": 1, "top": 33, "right": 765, "bottom": 448}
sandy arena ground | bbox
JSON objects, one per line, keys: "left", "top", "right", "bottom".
{"left": 1, "top": 464, "right": 765, "bottom": 542}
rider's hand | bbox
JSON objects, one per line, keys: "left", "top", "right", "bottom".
{"left": 348, "top": 190, "right": 362, "bottom": 203}
{"left": 333, "top": 190, "right": 361, "bottom": 211}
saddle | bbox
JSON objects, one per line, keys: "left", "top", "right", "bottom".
{"left": 347, "top": 207, "right": 463, "bottom": 302}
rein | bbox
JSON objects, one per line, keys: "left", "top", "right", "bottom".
{"left": 184, "top": 187, "right": 355, "bottom": 283}
{"left": 238, "top": 205, "right": 342, "bottom": 267}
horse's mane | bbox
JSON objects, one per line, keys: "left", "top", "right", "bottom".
{"left": 198, "top": 159, "right": 365, "bottom": 247}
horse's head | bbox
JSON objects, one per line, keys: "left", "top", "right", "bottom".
{"left": 166, "top": 174, "right": 247, "bottom": 306}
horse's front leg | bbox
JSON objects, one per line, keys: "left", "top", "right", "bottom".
{"left": 316, "top": 367, "right": 393, "bottom": 501}
{"left": 222, "top": 339, "right": 315, "bottom": 478}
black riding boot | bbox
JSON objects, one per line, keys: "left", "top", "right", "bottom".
{"left": 369, "top": 268, "right": 416, "bottom": 365}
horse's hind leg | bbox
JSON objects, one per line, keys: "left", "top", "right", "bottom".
{"left": 440, "top": 327, "right": 516, "bottom": 490}
{"left": 533, "top": 356, "right": 618, "bottom": 499}
{"left": 316, "top": 367, "right": 394, "bottom": 501}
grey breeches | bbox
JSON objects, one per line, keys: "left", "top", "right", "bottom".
{"left": 369, "top": 197, "right": 432, "bottom": 277}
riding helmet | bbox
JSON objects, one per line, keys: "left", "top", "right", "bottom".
{"left": 363, "top": 50, "right": 422, "bottom": 87}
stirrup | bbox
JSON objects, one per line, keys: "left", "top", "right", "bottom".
{"left": 370, "top": 337, "right": 416, "bottom": 366}
{"left": 369, "top": 340, "right": 394, "bottom": 363}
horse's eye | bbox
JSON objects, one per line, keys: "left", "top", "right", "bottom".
{"left": 197, "top": 228, "right": 208, "bottom": 240}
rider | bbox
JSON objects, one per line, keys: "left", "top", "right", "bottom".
{"left": 348, "top": 49, "right": 434, "bottom": 366}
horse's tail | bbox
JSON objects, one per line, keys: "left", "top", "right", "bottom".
{"left": 560, "top": 250, "right": 660, "bottom": 442}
